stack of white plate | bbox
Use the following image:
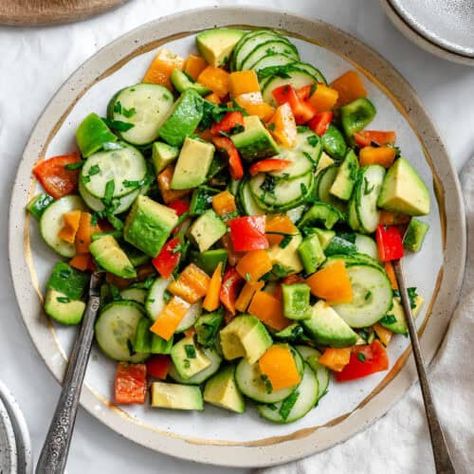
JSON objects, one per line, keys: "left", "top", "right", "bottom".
{"left": 380, "top": 0, "right": 474, "bottom": 65}
{"left": 0, "top": 381, "right": 32, "bottom": 473}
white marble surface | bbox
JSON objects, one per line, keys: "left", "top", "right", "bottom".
{"left": 0, "top": 0, "right": 473, "bottom": 473}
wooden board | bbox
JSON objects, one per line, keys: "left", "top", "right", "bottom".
{"left": 0, "top": 0, "right": 127, "bottom": 26}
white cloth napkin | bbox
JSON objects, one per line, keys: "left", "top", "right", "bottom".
{"left": 259, "top": 160, "right": 474, "bottom": 474}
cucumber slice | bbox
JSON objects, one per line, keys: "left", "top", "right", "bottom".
{"left": 262, "top": 67, "right": 316, "bottom": 104}
{"left": 355, "top": 165, "right": 386, "bottom": 233}
{"left": 168, "top": 347, "right": 222, "bottom": 384}
{"left": 40, "top": 195, "right": 86, "bottom": 257}
{"left": 348, "top": 194, "right": 361, "bottom": 231}
{"left": 286, "top": 204, "right": 306, "bottom": 224}
{"left": 354, "top": 234, "right": 378, "bottom": 260}
{"left": 293, "top": 62, "right": 327, "bottom": 85}
{"left": 251, "top": 54, "right": 295, "bottom": 71}
{"left": 95, "top": 301, "right": 149, "bottom": 362}
{"left": 257, "top": 364, "right": 318, "bottom": 423}
{"left": 250, "top": 172, "right": 314, "bottom": 211}
{"left": 295, "top": 345, "right": 330, "bottom": 402}
{"left": 331, "top": 263, "right": 393, "bottom": 328}
{"left": 120, "top": 287, "right": 147, "bottom": 304}
{"left": 238, "top": 179, "right": 265, "bottom": 215}
{"left": 242, "top": 40, "right": 299, "bottom": 70}
{"left": 107, "top": 84, "right": 174, "bottom": 146}
{"left": 81, "top": 144, "right": 147, "bottom": 199}
{"left": 315, "top": 165, "right": 346, "bottom": 212}
{"left": 145, "top": 277, "right": 201, "bottom": 331}
{"left": 235, "top": 347, "right": 303, "bottom": 403}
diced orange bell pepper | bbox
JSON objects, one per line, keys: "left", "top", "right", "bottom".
{"left": 197, "top": 66, "right": 230, "bottom": 98}
{"left": 248, "top": 290, "right": 292, "bottom": 331}
{"left": 143, "top": 49, "right": 184, "bottom": 89}
{"left": 268, "top": 103, "right": 297, "bottom": 148}
{"left": 330, "top": 70, "right": 367, "bottom": 107}
{"left": 212, "top": 190, "right": 237, "bottom": 217}
{"left": 373, "top": 323, "right": 393, "bottom": 346}
{"left": 379, "top": 210, "right": 411, "bottom": 226}
{"left": 309, "top": 83, "right": 339, "bottom": 112}
{"left": 384, "top": 262, "right": 399, "bottom": 290}
{"left": 150, "top": 296, "right": 190, "bottom": 341}
{"left": 58, "top": 210, "right": 82, "bottom": 244}
{"left": 265, "top": 214, "right": 297, "bottom": 246}
{"left": 235, "top": 281, "right": 264, "bottom": 313}
{"left": 259, "top": 345, "right": 301, "bottom": 390}
{"left": 205, "top": 92, "right": 221, "bottom": 104}
{"left": 158, "top": 166, "right": 190, "bottom": 204}
{"left": 69, "top": 253, "right": 94, "bottom": 272}
{"left": 202, "top": 262, "right": 223, "bottom": 312}
{"left": 234, "top": 93, "right": 275, "bottom": 121}
{"left": 75, "top": 212, "right": 101, "bottom": 254}
{"left": 229, "top": 70, "right": 260, "bottom": 97}
{"left": 168, "top": 263, "right": 211, "bottom": 304}
{"left": 184, "top": 54, "right": 207, "bottom": 81}
{"left": 359, "top": 146, "right": 397, "bottom": 168}
{"left": 236, "top": 249, "right": 273, "bottom": 282}
{"left": 319, "top": 347, "right": 352, "bottom": 372}
{"left": 306, "top": 260, "right": 353, "bottom": 303}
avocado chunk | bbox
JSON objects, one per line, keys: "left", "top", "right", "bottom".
{"left": 403, "top": 218, "right": 429, "bottom": 252}
{"left": 124, "top": 195, "right": 178, "bottom": 257}
{"left": 321, "top": 124, "right": 347, "bottom": 161}
{"left": 298, "top": 235, "right": 326, "bottom": 274}
{"left": 231, "top": 115, "right": 279, "bottom": 162}
{"left": 267, "top": 233, "right": 303, "bottom": 275}
{"left": 170, "top": 69, "right": 210, "bottom": 96}
{"left": 330, "top": 149, "right": 359, "bottom": 200}
{"left": 340, "top": 98, "right": 376, "bottom": 137}
{"left": 151, "top": 382, "right": 203, "bottom": 410}
{"left": 171, "top": 336, "right": 212, "bottom": 379}
{"left": 220, "top": 314, "right": 272, "bottom": 364}
{"left": 311, "top": 228, "right": 336, "bottom": 250}
{"left": 196, "top": 28, "right": 246, "bottom": 67}
{"left": 189, "top": 209, "right": 227, "bottom": 252}
{"left": 302, "top": 301, "right": 358, "bottom": 347}
{"left": 171, "top": 137, "right": 215, "bottom": 190}
{"left": 282, "top": 283, "right": 312, "bottom": 320}
{"left": 90, "top": 235, "right": 136, "bottom": 279}
{"left": 315, "top": 151, "right": 335, "bottom": 175}
{"left": 380, "top": 293, "right": 424, "bottom": 334}
{"left": 158, "top": 89, "right": 203, "bottom": 146}
{"left": 299, "top": 202, "right": 344, "bottom": 229}
{"left": 44, "top": 289, "right": 86, "bottom": 325}
{"left": 204, "top": 365, "right": 245, "bottom": 413}
{"left": 377, "top": 157, "right": 430, "bottom": 216}
{"left": 152, "top": 141, "right": 179, "bottom": 173}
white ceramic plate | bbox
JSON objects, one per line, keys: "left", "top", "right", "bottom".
{"left": 9, "top": 7, "right": 466, "bottom": 468}
{"left": 0, "top": 396, "right": 17, "bottom": 474}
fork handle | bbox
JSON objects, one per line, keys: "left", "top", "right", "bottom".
{"left": 36, "top": 295, "right": 101, "bottom": 474}
{"left": 393, "top": 260, "right": 456, "bottom": 473}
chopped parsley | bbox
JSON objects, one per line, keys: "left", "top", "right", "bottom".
{"left": 105, "top": 118, "right": 135, "bottom": 132}
{"left": 260, "top": 374, "right": 273, "bottom": 394}
{"left": 279, "top": 390, "right": 299, "bottom": 421}
{"left": 88, "top": 164, "right": 101, "bottom": 176}
{"left": 260, "top": 174, "right": 276, "bottom": 195}
{"left": 306, "top": 135, "right": 319, "bottom": 147}
{"left": 64, "top": 161, "right": 84, "bottom": 171}
{"left": 364, "top": 290, "right": 372, "bottom": 301}
{"left": 363, "top": 177, "right": 375, "bottom": 195}
{"left": 184, "top": 344, "right": 197, "bottom": 359}
{"left": 357, "top": 352, "right": 367, "bottom": 362}
{"left": 163, "top": 290, "right": 172, "bottom": 303}
{"left": 56, "top": 296, "right": 70, "bottom": 303}
{"left": 245, "top": 272, "right": 252, "bottom": 282}
{"left": 380, "top": 314, "right": 397, "bottom": 325}
{"left": 279, "top": 234, "right": 292, "bottom": 249}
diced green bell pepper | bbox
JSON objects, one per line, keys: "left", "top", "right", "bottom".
{"left": 282, "top": 283, "right": 312, "bottom": 320}
{"left": 340, "top": 98, "right": 376, "bottom": 138}
{"left": 26, "top": 193, "right": 54, "bottom": 219}
{"left": 298, "top": 235, "right": 326, "bottom": 274}
{"left": 75, "top": 112, "right": 117, "bottom": 157}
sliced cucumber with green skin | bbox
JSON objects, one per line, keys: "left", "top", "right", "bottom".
{"left": 257, "top": 364, "right": 318, "bottom": 423}
{"left": 262, "top": 67, "right": 316, "bottom": 104}
{"left": 354, "top": 165, "right": 385, "bottom": 234}
{"left": 250, "top": 172, "right": 314, "bottom": 211}
{"left": 238, "top": 179, "right": 265, "bottom": 215}
{"left": 315, "top": 165, "right": 346, "bottom": 212}
{"left": 293, "top": 62, "right": 327, "bottom": 84}
{"left": 40, "top": 195, "right": 86, "bottom": 257}
{"left": 107, "top": 84, "right": 174, "bottom": 146}
{"left": 286, "top": 204, "right": 306, "bottom": 224}
{"left": 251, "top": 54, "right": 295, "bottom": 71}
{"left": 348, "top": 194, "right": 361, "bottom": 231}
{"left": 80, "top": 144, "right": 147, "bottom": 199}
{"left": 95, "top": 301, "right": 149, "bottom": 362}
{"left": 168, "top": 347, "right": 222, "bottom": 385}
{"left": 354, "top": 234, "right": 378, "bottom": 260}
{"left": 330, "top": 262, "right": 393, "bottom": 328}
{"left": 145, "top": 277, "right": 201, "bottom": 331}
{"left": 120, "top": 287, "right": 147, "bottom": 304}
{"left": 235, "top": 348, "right": 303, "bottom": 403}
{"left": 241, "top": 40, "right": 299, "bottom": 70}
{"left": 295, "top": 345, "right": 329, "bottom": 402}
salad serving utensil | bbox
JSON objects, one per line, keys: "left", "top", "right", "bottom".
{"left": 392, "top": 260, "right": 455, "bottom": 473}
{"left": 36, "top": 271, "right": 104, "bottom": 474}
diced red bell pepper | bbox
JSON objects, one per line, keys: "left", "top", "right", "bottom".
{"left": 296, "top": 85, "right": 313, "bottom": 101}
{"left": 167, "top": 199, "right": 189, "bottom": 216}
{"left": 336, "top": 340, "right": 389, "bottom": 382}
{"left": 152, "top": 237, "right": 181, "bottom": 279}
{"left": 272, "top": 85, "right": 316, "bottom": 124}
{"left": 219, "top": 267, "right": 244, "bottom": 314}
{"left": 32, "top": 153, "right": 81, "bottom": 199}
{"left": 212, "top": 136, "right": 244, "bottom": 180}
{"left": 210, "top": 111, "right": 245, "bottom": 135}
{"left": 146, "top": 355, "right": 171, "bottom": 380}
{"left": 375, "top": 225, "right": 404, "bottom": 262}
{"left": 114, "top": 362, "right": 147, "bottom": 404}
{"left": 308, "top": 111, "right": 333, "bottom": 136}
{"left": 354, "top": 130, "right": 397, "bottom": 148}
{"left": 249, "top": 159, "right": 290, "bottom": 176}
{"left": 228, "top": 215, "right": 269, "bottom": 252}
